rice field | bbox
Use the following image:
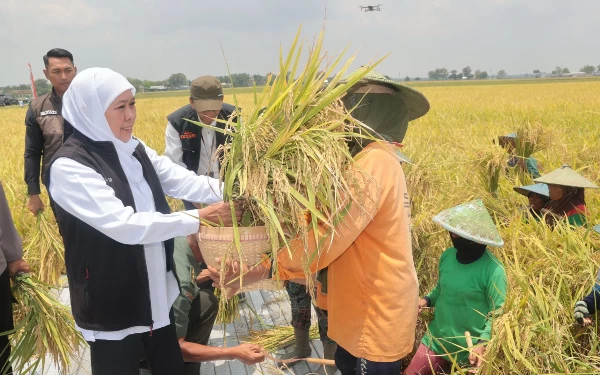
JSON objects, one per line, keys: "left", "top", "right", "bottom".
{"left": 2, "top": 78, "right": 600, "bottom": 374}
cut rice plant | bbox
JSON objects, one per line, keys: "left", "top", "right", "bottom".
{"left": 243, "top": 325, "right": 319, "bottom": 353}
{"left": 514, "top": 122, "right": 549, "bottom": 160}
{"left": 22, "top": 212, "right": 65, "bottom": 286}
{"left": 475, "top": 145, "right": 508, "bottom": 197}
{"left": 4, "top": 273, "right": 84, "bottom": 375}
{"left": 214, "top": 288, "right": 240, "bottom": 324}
{"left": 188, "top": 26, "right": 384, "bottom": 294}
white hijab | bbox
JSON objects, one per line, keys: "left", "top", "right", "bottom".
{"left": 62, "top": 68, "right": 144, "bottom": 184}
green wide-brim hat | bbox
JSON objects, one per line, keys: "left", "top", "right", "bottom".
{"left": 534, "top": 165, "right": 599, "bottom": 189}
{"left": 513, "top": 183, "right": 550, "bottom": 198}
{"left": 432, "top": 199, "right": 504, "bottom": 247}
{"left": 343, "top": 69, "right": 430, "bottom": 121}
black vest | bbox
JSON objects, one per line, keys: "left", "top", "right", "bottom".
{"left": 166, "top": 103, "right": 236, "bottom": 174}
{"left": 47, "top": 130, "right": 175, "bottom": 331}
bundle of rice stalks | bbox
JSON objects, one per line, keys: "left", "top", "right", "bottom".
{"left": 243, "top": 325, "right": 319, "bottom": 353}
{"left": 190, "top": 27, "right": 383, "bottom": 290}
{"left": 6, "top": 273, "right": 84, "bottom": 375}
{"left": 475, "top": 146, "right": 508, "bottom": 198}
{"left": 214, "top": 288, "right": 240, "bottom": 324}
{"left": 514, "top": 122, "right": 549, "bottom": 160}
{"left": 23, "top": 213, "right": 65, "bottom": 286}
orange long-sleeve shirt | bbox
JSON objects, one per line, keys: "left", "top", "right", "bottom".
{"left": 276, "top": 142, "right": 419, "bottom": 362}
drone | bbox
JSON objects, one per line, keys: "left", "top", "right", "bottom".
{"left": 359, "top": 4, "right": 382, "bottom": 12}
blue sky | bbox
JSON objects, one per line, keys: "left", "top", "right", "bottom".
{"left": 0, "top": 0, "right": 598, "bottom": 85}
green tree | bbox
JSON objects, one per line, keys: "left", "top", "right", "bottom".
{"left": 252, "top": 74, "right": 268, "bottom": 86}
{"left": 404, "top": 76, "right": 411, "bottom": 81}
{"left": 497, "top": 70, "right": 507, "bottom": 79}
{"left": 449, "top": 70, "right": 459, "bottom": 80}
{"left": 167, "top": 73, "right": 188, "bottom": 88}
{"left": 127, "top": 77, "right": 144, "bottom": 91}
{"left": 462, "top": 66, "right": 473, "bottom": 79}
{"left": 563, "top": 67, "right": 570, "bottom": 74}
{"left": 34, "top": 78, "right": 51, "bottom": 96}
{"left": 580, "top": 66, "right": 595, "bottom": 75}
{"left": 474, "top": 70, "right": 488, "bottom": 80}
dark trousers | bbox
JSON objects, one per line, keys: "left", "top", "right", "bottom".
{"left": 0, "top": 270, "right": 14, "bottom": 375}
{"left": 89, "top": 323, "right": 184, "bottom": 375}
{"left": 183, "top": 289, "right": 218, "bottom": 375}
{"left": 335, "top": 345, "right": 404, "bottom": 375}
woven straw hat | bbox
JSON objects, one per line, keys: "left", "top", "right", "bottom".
{"left": 513, "top": 183, "right": 550, "bottom": 198}
{"left": 343, "top": 69, "right": 430, "bottom": 121}
{"left": 534, "top": 165, "right": 599, "bottom": 189}
{"left": 594, "top": 224, "right": 600, "bottom": 234}
{"left": 433, "top": 199, "right": 504, "bottom": 247}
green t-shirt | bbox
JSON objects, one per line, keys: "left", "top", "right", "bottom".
{"left": 568, "top": 212, "right": 586, "bottom": 226}
{"left": 422, "top": 247, "right": 507, "bottom": 365}
{"left": 525, "top": 156, "right": 540, "bottom": 179}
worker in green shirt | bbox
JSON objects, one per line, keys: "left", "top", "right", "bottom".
{"left": 533, "top": 165, "right": 599, "bottom": 227}
{"left": 404, "top": 199, "right": 507, "bottom": 375}
{"left": 498, "top": 133, "right": 541, "bottom": 178}
{"left": 170, "top": 236, "right": 265, "bottom": 374}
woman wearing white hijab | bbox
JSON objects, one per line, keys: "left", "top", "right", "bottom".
{"left": 47, "top": 68, "right": 234, "bottom": 375}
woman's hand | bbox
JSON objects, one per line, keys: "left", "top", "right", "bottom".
{"left": 198, "top": 201, "right": 243, "bottom": 227}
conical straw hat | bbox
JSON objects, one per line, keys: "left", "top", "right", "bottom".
{"left": 432, "top": 199, "right": 504, "bottom": 247}
{"left": 534, "top": 165, "right": 599, "bottom": 189}
{"left": 513, "top": 183, "right": 549, "bottom": 198}
{"left": 593, "top": 224, "right": 600, "bottom": 234}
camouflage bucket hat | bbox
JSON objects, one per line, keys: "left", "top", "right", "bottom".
{"left": 433, "top": 199, "right": 504, "bottom": 247}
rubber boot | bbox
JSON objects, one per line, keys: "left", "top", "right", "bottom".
{"left": 317, "top": 341, "right": 338, "bottom": 375}
{"left": 278, "top": 327, "right": 312, "bottom": 367}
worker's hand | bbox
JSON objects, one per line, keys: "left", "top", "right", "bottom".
{"left": 418, "top": 298, "right": 429, "bottom": 314}
{"left": 8, "top": 259, "right": 30, "bottom": 278}
{"left": 187, "top": 234, "right": 203, "bottom": 262}
{"left": 233, "top": 343, "right": 265, "bottom": 365}
{"left": 196, "top": 269, "right": 211, "bottom": 285}
{"left": 207, "top": 259, "right": 269, "bottom": 295}
{"left": 574, "top": 301, "right": 591, "bottom": 325}
{"left": 468, "top": 344, "right": 485, "bottom": 370}
{"left": 27, "top": 195, "right": 44, "bottom": 215}
{"left": 198, "top": 201, "right": 243, "bottom": 227}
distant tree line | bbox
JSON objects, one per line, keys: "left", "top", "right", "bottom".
{"left": 427, "top": 66, "right": 497, "bottom": 80}
{"left": 4, "top": 64, "right": 600, "bottom": 95}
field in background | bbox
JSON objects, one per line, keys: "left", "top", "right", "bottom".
{"left": 2, "top": 78, "right": 600, "bottom": 373}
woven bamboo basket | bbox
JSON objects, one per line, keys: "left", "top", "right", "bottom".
{"left": 198, "top": 226, "right": 283, "bottom": 294}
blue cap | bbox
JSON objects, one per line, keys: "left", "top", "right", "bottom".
{"left": 513, "top": 183, "right": 550, "bottom": 198}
